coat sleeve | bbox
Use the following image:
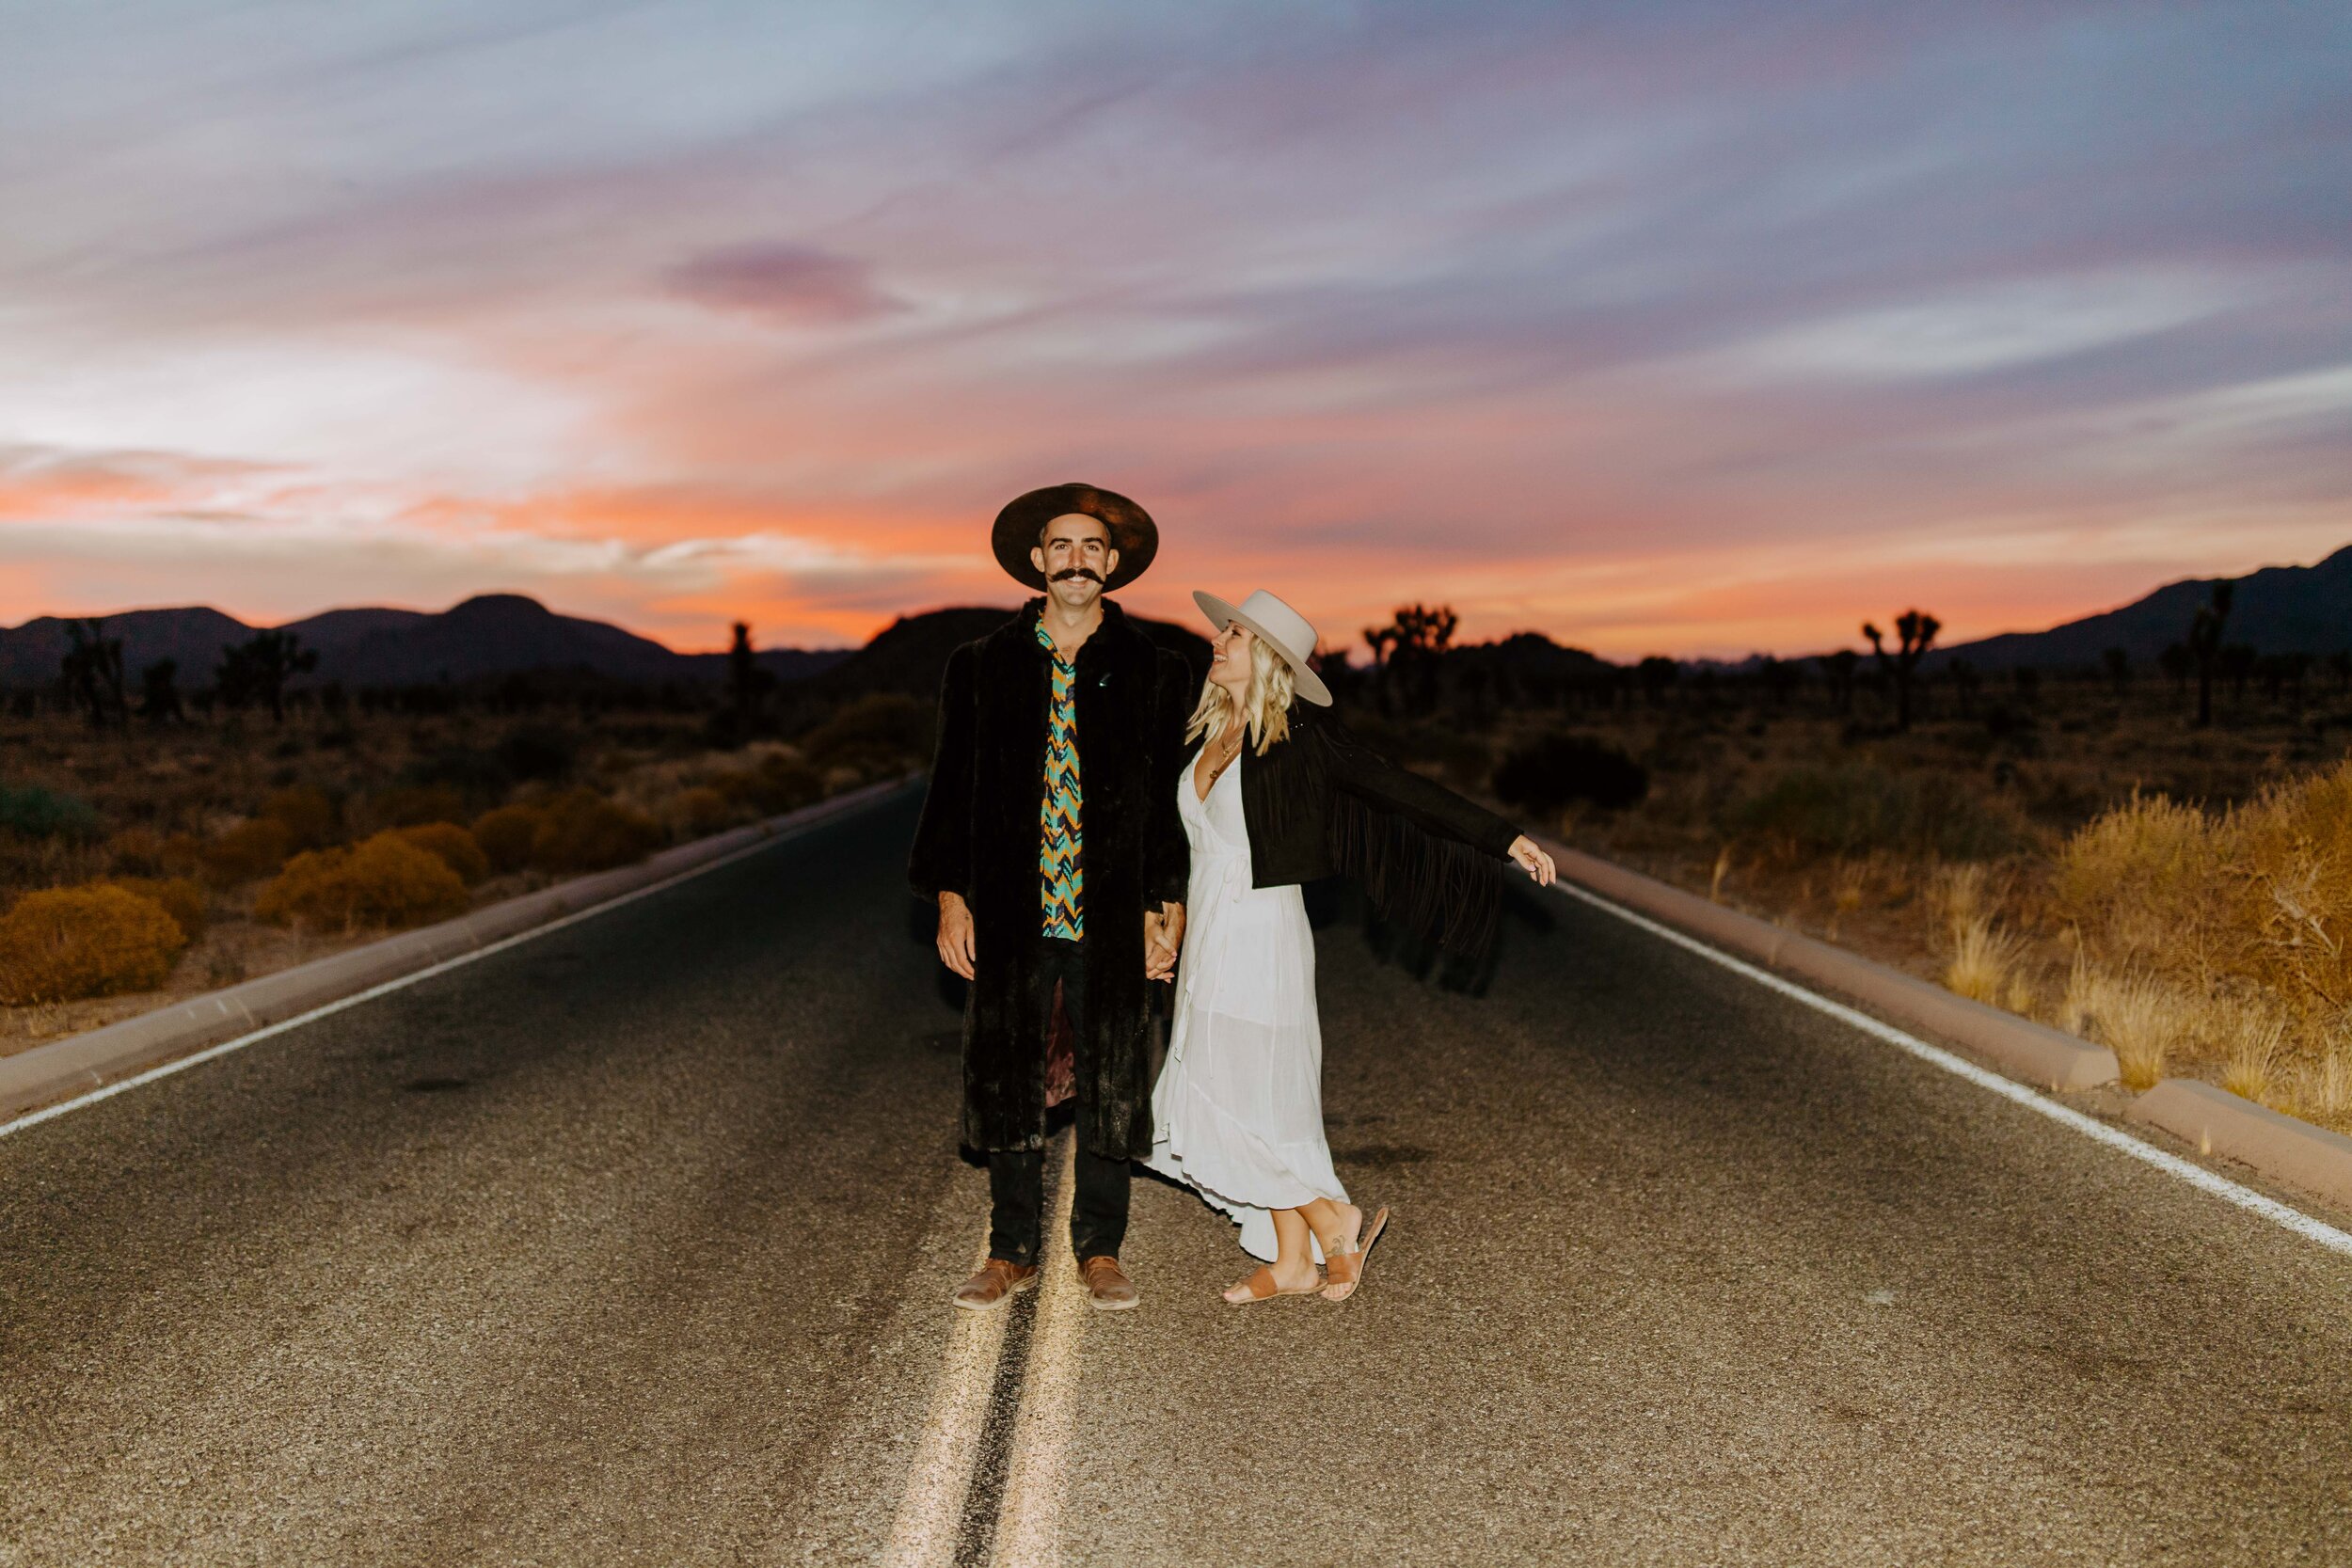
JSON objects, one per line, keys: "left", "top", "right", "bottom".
{"left": 1148, "top": 649, "right": 1194, "bottom": 907}
{"left": 1318, "top": 715, "right": 1518, "bottom": 958}
{"left": 1322, "top": 719, "right": 1522, "bottom": 858}
{"left": 909, "top": 643, "right": 979, "bottom": 900}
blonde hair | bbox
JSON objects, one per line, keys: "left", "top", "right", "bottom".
{"left": 1184, "top": 631, "right": 1295, "bottom": 756}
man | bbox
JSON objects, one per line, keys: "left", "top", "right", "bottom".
{"left": 910, "top": 483, "right": 1195, "bottom": 1311}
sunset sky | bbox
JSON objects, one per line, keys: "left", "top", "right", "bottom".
{"left": 2, "top": 2, "right": 2345, "bottom": 659}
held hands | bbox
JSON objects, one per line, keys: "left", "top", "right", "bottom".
{"left": 935, "top": 891, "right": 976, "bottom": 979}
{"left": 1507, "top": 835, "right": 1557, "bottom": 887}
{"left": 939, "top": 893, "right": 1184, "bottom": 982}
{"left": 1144, "top": 901, "right": 1185, "bottom": 981}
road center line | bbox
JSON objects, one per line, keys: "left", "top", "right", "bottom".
{"left": 884, "top": 1131, "right": 1077, "bottom": 1568}
{"left": 1552, "top": 879, "right": 2352, "bottom": 1259}
{"left": 990, "top": 1132, "right": 1085, "bottom": 1568}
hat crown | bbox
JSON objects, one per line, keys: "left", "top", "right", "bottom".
{"left": 1232, "top": 591, "right": 1317, "bottom": 660}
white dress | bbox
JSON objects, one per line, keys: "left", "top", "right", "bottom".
{"left": 1144, "top": 751, "right": 1348, "bottom": 1262}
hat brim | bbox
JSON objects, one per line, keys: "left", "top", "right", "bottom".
{"left": 992, "top": 483, "right": 1157, "bottom": 591}
{"left": 1192, "top": 591, "right": 1333, "bottom": 706}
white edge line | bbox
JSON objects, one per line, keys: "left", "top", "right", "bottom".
{"left": 1550, "top": 879, "right": 2352, "bottom": 1259}
{"left": 0, "top": 799, "right": 879, "bottom": 1142}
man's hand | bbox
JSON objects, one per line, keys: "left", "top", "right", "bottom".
{"left": 936, "top": 891, "right": 976, "bottom": 979}
{"left": 1144, "top": 900, "right": 1185, "bottom": 981}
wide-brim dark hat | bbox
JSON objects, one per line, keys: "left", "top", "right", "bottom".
{"left": 992, "top": 483, "right": 1157, "bottom": 591}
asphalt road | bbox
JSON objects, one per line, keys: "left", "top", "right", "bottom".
{"left": 5, "top": 789, "right": 2350, "bottom": 1566}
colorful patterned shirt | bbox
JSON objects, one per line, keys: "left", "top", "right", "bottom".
{"left": 1038, "top": 618, "right": 1083, "bottom": 940}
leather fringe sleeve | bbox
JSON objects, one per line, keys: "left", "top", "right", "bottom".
{"left": 1327, "top": 785, "right": 1502, "bottom": 960}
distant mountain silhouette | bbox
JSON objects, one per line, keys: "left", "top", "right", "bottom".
{"left": 801, "top": 603, "right": 1213, "bottom": 705}
{"left": 0, "top": 607, "right": 256, "bottom": 688}
{"left": 0, "top": 594, "right": 850, "bottom": 688}
{"left": 1927, "top": 545, "right": 2352, "bottom": 671}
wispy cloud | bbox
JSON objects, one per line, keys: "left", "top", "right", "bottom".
{"left": 0, "top": 1, "right": 2345, "bottom": 657}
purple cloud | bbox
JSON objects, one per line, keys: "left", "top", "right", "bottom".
{"left": 663, "top": 243, "right": 903, "bottom": 325}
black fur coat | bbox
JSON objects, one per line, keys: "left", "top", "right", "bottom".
{"left": 909, "top": 598, "right": 1195, "bottom": 1157}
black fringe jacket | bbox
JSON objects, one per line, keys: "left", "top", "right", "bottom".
{"left": 1225, "top": 704, "right": 1524, "bottom": 959}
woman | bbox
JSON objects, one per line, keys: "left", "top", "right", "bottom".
{"left": 1144, "top": 590, "right": 1556, "bottom": 1305}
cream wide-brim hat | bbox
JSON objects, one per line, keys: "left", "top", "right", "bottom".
{"left": 1191, "top": 589, "right": 1333, "bottom": 706}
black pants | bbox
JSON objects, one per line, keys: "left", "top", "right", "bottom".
{"left": 987, "top": 937, "right": 1131, "bottom": 1266}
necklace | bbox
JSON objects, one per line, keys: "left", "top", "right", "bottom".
{"left": 1201, "top": 730, "right": 1242, "bottom": 789}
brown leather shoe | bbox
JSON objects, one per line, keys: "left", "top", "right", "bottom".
{"left": 1079, "top": 1254, "right": 1139, "bottom": 1311}
{"left": 953, "top": 1258, "right": 1039, "bottom": 1311}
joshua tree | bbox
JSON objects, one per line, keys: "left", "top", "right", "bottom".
{"left": 215, "top": 629, "right": 318, "bottom": 723}
{"left": 137, "top": 658, "right": 184, "bottom": 723}
{"left": 59, "top": 618, "right": 129, "bottom": 729}
{"left": 1818, "top": 648, "right": 1860, "bottom": 714}
{"left": 1861, "top": 609, "right": 1939, "bottom": 729}
{"left": 1363, "top": 603, "right": 1457, "bottom": 717}
{"left": 2186, "top": 581, "right": 2233, "bottom": 727}
{"left": 724, "top": 622, "right": 774, "bottom": 743}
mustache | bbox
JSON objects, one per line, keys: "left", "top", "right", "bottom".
{"left": 1050, "top": 567, "right": 1104, "bottom": 583}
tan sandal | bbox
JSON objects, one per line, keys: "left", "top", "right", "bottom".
{"left": 1223, "top": 1265, "right": 1322, "bottom": 1305}
{"left": 1320, "top": 1207, "right": 1389, "bottom": 1302}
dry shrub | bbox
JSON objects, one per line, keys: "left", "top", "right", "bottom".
{"left": 199, "top": 816, "right": 294, "bottom": 888}
{"left": 2225, "top": 760, "right": 2352, "bottom": 1021}
{"left": 1727, "top": 761, "right": 2031, "bottom": 864}
{"left": 670, "top": 786, "right": 734, "bottom": 839}
{"left": 397, "top": 822, "right": 489, "bottom": 886}
{"left": 2220, "top": 1015, "right": 2286, "bottom": 1104}
{"left": 1944, "top": 913, "right": 2023, "bottom": 1006}
{"left": 2290, "top": 1035, "right": 2352, "bottom": 1127}
{"left": 255, "top": 832, "right": 469, "bottom": 933}
{"left": 2060, "top": 761, "right": 2352, "bottom": 1041}
{"left": 2055, "top": 791, "right": 2225, "bottom": 981}
{"left": 105, "top": 826, "right": 170, "bottom": 876}
{"left": 262, "top": 784, "right": 336, "bottom": 849}
{"left": 531, "top": 789, "right": 661, "bottom": 873}
{"left": 725, "top": 751, "right": 824, "bottom": 815}
{"left": 1827, "top": 859, "right": 1867, "bottom": 941}
{"left": 364, "top": 784, "right": 467, "bottom": 831}
{"left": 2061, "top": 966, "right": 2181, "bottom": 1091}
{"left": 471, "top": 803, "right": 548, "bottom": 875}
{"left": 156, "top": 832, "right": 206, "bottom": 879}
{"left": 103, "top": 875, "right": 208, "bottom": 942}
{"left": 0, "top": 883, "right": 189, "bottom": 1004}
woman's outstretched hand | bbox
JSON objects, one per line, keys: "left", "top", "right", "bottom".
{"left": 1507, "top": 835, "right": 1557, "bottom": 887}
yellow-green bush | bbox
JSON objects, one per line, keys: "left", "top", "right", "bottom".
{"left": 199, "top": 816, "right": 294, "bottom": 888}
{"left": 397, "top": 822, "right": 489, "bottom": 886}
{"left": 103, "top": 875, "right": 209, "bottom": 942}
{"left": 471, "top": 803, "right": 548, "bottom": 875}
{"left": 255, "top": 832, "right": 469, "bottom": 933}
{"left": 0, "top": 883, "right": 188, "bottom": 1004}
{"left": 262, "top": 784, "right": 336, "bottom": 850}
{"left": 531, "top": 789, "right": 661, "bottom": 873}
